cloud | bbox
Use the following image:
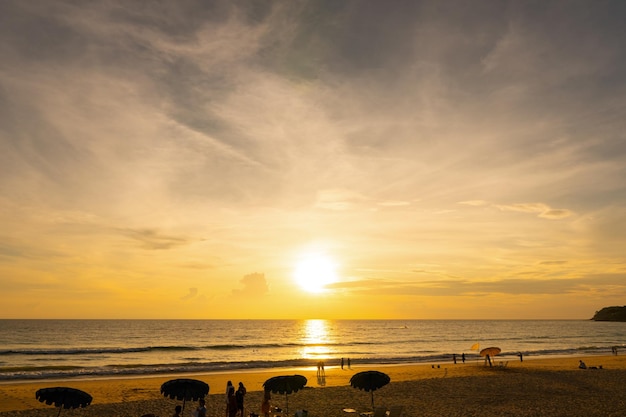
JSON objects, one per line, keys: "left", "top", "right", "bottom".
{"left": 120, "top": 228, "right": 191, "bottom": 250}
{"left": 231, "top": 273, "right": 269, "bottom": 297}
{"left": 496, "top": 203, "right": 550, "bottom": 214}
{"left": 538, "top": 209, "right": 574, "bottom": 220}
{"left": 315, "top": 189, "right": 367, "bottom": 211}
{"left": 538, "top": 261, "right": 567, "bottom": 266}
{"left": 458, "top": 200, "right": 489, "bottom": 207}
{"left": 460, "top": 201, "right": 575, "bottom": 220}
{"left": 332, "top": 274, "right": 626, "bottom": 298}
{"left": 0, "top": 238, "right": 66, "bottom": 261}
{"left": 495, "top": 203, "right": 574, "bottom": 219}
{"left": 181, "top": 288, "right": 198, "bottom": 301}
{"left": 178, "top": 262, "right": 216, "bottom": 270}
{"left": 377, "top": 200, "right": 411, "bottom": 207}
{"left": 315, "top": 190, "right": 413, "bottom": 211}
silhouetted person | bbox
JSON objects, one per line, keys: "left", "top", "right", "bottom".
{"left": 236, "top": 382, "right": 246, "bottom": 417}
{"left": 195, "top": 399, "right": 207, "bottom": 417}
{"left": 317, "top": 361, "right": 325, "bottom": 377}
{"left": 461, "top": 353, "right": 466, "bottom": 363}
{"left": 261, "top": 390, "right": 271, "bottom": 417}
{"left": 226, "top": 381, "right": 234, "bottom": 417}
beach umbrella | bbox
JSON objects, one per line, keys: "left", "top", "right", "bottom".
{"left": 480, "top": 347, "right": 501, "bottom": 366}
{"left": 349, "top": 370, "right": 391, "bottom": 409}
{"left": 35, "top": 387, "right": 92, "bottom": 417}
{"left": 161, "top": 378, "right": 209, "bottom": 414}
{"left": 263, "top": 375, "right": 307, "bottom": 414}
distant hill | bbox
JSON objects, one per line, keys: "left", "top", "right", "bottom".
{"left": 592, "top": 306, "right": 626, "bottom": 321}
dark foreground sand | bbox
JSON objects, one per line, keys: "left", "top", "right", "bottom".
{"left": 1, "top": 355, "right": 625, "bottom": 417}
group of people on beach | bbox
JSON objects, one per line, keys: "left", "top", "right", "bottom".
{"left": 225, "top": 381, "right": 247, "bottom": 417}
{"left": 186, "top": 381, "right": 247, "bottom": 417}
{"left": 452, "top": 353, "right": 466, "bottom": 364}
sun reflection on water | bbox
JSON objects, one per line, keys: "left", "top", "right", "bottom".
{"left": 301, "top": 319, "right": 333, "bottom": 360}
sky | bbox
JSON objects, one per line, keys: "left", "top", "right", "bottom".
{"left": 1, "top": 0, "right": 625, "bottom": 320}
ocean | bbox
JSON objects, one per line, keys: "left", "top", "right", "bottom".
{"left": 0, "top": 319, "right": 624, "bottom": 382}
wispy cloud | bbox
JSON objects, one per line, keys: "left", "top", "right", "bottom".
{"left": 1, "top": 0, "right": 625, "bottom": 318}
{"left": 459, "top": 200, "right": 575, "bottom": 220}
{"left": 495, "top": 203, "right": 574, "bottom": 219}
{"left": 315, "top": 189, "right": 367, "bottom": 211}
{"left": 120, "top": 228, "right": 191, "bottom": 250}
{"left": 331, "top": 274, "right": 626, "bottom": 298}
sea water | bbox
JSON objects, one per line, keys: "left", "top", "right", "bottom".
{"left": 0, "top": 319, "right": 624, "bottom": 381}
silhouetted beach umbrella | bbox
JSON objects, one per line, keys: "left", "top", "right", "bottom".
{"left": 35, "top": 387, "right": 92, "bottom": 417}
{"left": 263, "top": 374, "right": 307, "bottom": 414}
{"left": 480, "top": 347, "right": 502, "bottom": 366}
{"left": 160, "top": 378, "right": 209, "bottom": 414}
{"left": 350, "top": 370, "right": 390, "bottom": 409}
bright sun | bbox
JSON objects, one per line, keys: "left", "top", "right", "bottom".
{"left": 293, "top": 253, "right": 339, "bottom": 294}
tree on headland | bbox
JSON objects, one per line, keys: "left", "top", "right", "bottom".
{"left": 591, "top": 306, "right": 626, "bottom": 322}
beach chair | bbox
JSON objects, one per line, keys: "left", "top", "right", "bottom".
{"left": 388, "top": 406, "right": 404, "bottom": 417}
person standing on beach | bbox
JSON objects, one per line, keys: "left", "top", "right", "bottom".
{"left": 317, "top": 361, "right": 325, "bottom": 377}
{"left": 341, "top": 357, "right": 344, "bottom": 369}
{"left": 261, "top": 389, "right": 271, "bottom": 417}
{"left": 226, "top": 381, "right": 235, "bottom": 417}
{"left": 171, "top": 405, "right": 182, "bottom": 417}
{"left": 227, "top": 383, "right": 238, "bottom": 417}
{"left": 193, "top": 399, "right": 207, "bottom": 417}
{"left": 461, "top": 353, "right": 466, "bottom": 363}
{"left": 236, "top": 382, "right": 247, "bottom": 417}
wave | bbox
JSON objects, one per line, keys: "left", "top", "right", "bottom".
{"left": 0, "top": 346, "right": 192, "bottom": 356}
{"left": 0, "top": 340, "right": 379, "bottom": 357}
{"left": 0, "top": 345, "right": 617, "bottom": 382}
{"left": 8, "top": 334, "right": 603, "bottom": 359}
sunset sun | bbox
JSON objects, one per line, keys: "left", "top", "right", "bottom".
{"left": 293, "top": 253, "right": 339, "bottom": 294}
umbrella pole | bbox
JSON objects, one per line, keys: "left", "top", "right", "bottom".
{"left": 285, "top": 393, "right": 289, "bottom": 414}
{"left": 57, "top": 407, "right": 62, "bottom": 417}
{"left": 182, "top": 399, "right": 186, "bottom": 415}
{"left": 371, "top": 391, "right": 374, "bottom": 409}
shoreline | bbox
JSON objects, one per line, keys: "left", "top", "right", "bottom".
{"left": 1, "top": 355, "right": 625, "bottom": 416}
{"left": 0, "top": 349, "right": 616, "bottom": 385}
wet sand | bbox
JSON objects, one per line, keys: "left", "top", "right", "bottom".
{"left": 1, "top": 355, "right": 624, "bottom": 416}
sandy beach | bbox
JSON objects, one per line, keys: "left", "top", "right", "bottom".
{"left": 1, "top": 355, "right": 625, "bottom": 416}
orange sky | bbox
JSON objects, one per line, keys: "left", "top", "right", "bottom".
{"left": 1, "top": 1, "right": 625, "bottom": 319}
